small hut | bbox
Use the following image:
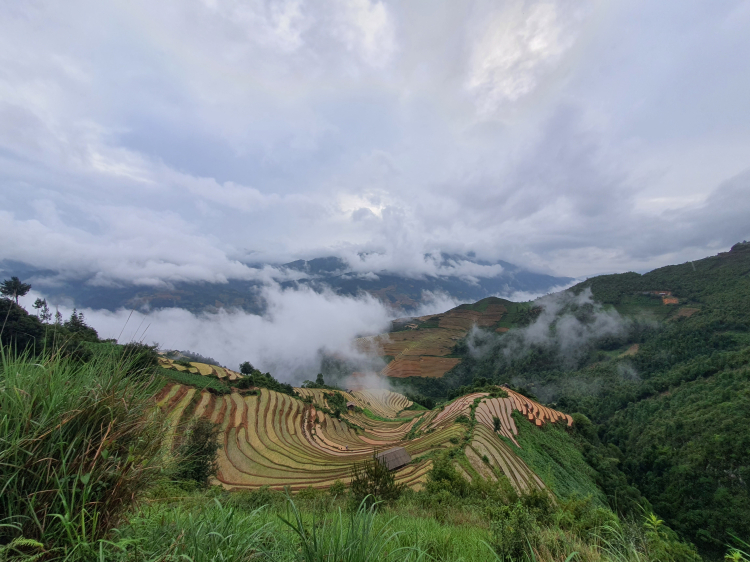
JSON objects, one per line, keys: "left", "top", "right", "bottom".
{"left": 376, "top": 447, "right": 411, "bottom": 471}
{"left": 346, "top": 401, "right": 356, "bottom": 410}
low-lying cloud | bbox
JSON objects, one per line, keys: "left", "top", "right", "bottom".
{"left": 22, "top": 283, "right": 393, "bottom": 384}
{"left": 467, "top": 287, "right": 629, "bottom": 368}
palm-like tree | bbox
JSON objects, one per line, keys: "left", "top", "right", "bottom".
{"left": 0, "top": 276, "right": 32, "bottom": 305}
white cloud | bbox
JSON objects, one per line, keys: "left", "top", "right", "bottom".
{"left": 465, "top": 1, "right": 580, "bottom": 115}
{"left": 0, "top": 0, "right": 748, "bottom": 286}
{"left": 333, "top": 0, "right": 396, "bottom": 68}
{"left": 20, "top": 283, "right": 392, "bottom": 383}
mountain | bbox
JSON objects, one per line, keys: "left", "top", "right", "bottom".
{"left": 0, "top": 255, "right": 573, "bottom": 313}
{"left": 382, "top": 241, "right": 750, "bottom": 559}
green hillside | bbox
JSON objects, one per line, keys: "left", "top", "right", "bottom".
{"left": 395, "top": 242, "right": 750, "bottom": 558}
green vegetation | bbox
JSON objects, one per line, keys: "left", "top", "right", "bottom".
{"left": 4, "top": 241, "right": 749, "bottom": 562}
{"left": 350, "top": 454, "right": 405, "bottom": 508}
{"left": 173, "top": 418, "right": 221, "bottom": 487}
{"left": 0, "top": 349, "right": 166, "bottom": 559}
{"left": 508, "top": 413, "right": 604, "bottom": 504}
{"left": 237, "top": 359, "right": 296, "bottom": 394}
{"left": 395, "top": 242, "right": 750, "bottom": 559}
{"left": 0, "top": 276, "right": 31, "bottom": 305}
{"left": 301, "top": 372, "right": 341, "bottom": 390}
{"left": 0, "top": 344, "right": 708, "bottom": 561}
{"left": 157, "top": 365, "right": 232, "bottom": 393}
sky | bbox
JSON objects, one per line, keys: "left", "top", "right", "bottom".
{"left": 2, "top": 0, "right": 750, "bottom": 286}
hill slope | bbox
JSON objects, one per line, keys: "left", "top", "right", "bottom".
{"left": 388, "top": 242, "right": 750, "bottom": 558}
{"left": 356, "top": 297, "right": 535, "bottom": 379}
{"left": 155, "top": 359, "right": 590, "bottom": 501}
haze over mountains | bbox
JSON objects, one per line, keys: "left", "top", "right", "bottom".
{"left": 1, "top": 254, "right": 573, "bottom": 315}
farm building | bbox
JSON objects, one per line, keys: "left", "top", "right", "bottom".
{"left": 376, "top": 447, "right": 411, "bottom": 471}
{"left": 346, "top": 401, "right": 356, "bottom": 410}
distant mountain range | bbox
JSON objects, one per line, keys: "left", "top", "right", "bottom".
{"left": 0, "top": 255, "right": 573, "bottom": 314}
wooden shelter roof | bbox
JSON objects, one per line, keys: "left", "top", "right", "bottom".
{"left": 376, "top": 447, "right": 411, "bottom": 471}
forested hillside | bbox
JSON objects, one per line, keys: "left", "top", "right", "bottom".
{"left": 396, "top": 242, "right": 750, "bottom": 559}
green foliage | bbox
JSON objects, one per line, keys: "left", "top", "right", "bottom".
{"left": 239, "top": 360, "right": 255, "bottom": 374}
{"left": 0, "top": 348, "right": 166, "bottom": 557}
{"left": 0, "top": 276, "right": 31, "bottom": 305}
{"left": 0, "top": 297, "right": 47, "bottom": 353}
{"left": 392, "top": 243, "right": 750, "bottom": 559}
{"left": 489, "top": 501, "right": 539, "bottom": 561}
{"left": 424, "top": 455, "right": 470, "bottom": 498}
{"left": 114, "top": 499, "right": 272, "bottom": 562}
{"left": 228, "top": 485, "right": 284, "bottom": 511}
{"left": 350, "top": 454, "right": 405, "bottom": 508}
{"left": 239, "top": 364, "right": 296, "bottom": 395}
{"left": 279, "top": 493, "right": 425, "bottom": 562}
{"left": 32, "top": 297, "right": 52, "bottom": 323}
{"left": 508, "top": 412, "right": 606, "bottom": 504}
{"left": 0, "top": 300, "right": 96, "bottom": 360}
{"left": 725, "top": 535, "right": 750, "bottom": 562}
{"left": 0, "top": 536, "right": 46, "bottom": 562}
{"left": 404, "top": 393, "right": 435, "bottom": 409}
{"left": 329, "top": 480, "right": 347, "bottom": 498}
{"left": 173, "top": 418, "right": 221, "bottom": 487}
{"left": 302, "top": 373, "right": 342, "bottom": 390}
{"left": 446, "top": 378, "right": 510, "bottom": 400}
{"left": 157, "top": 366, "right": 231, "bottom": 394}
{"left": 604, "top": 366, "right": 750, "bottom": 556}
{"left": 121, "top": 341, "right": 160, "bottom": 375}
{"left": 62, "top": 308, "right": 99, "bottom": 342}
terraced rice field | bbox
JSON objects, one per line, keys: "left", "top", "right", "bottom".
{"left": 158, "top": 357, "right": 243, "bottom": 381}
{"left": 157, "top": 377, "right": 574, "bottom": 495}
{"left": 355, "top": 298, "right": 515, "bottom": 379}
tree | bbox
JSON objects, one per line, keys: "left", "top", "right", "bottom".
{"left": 32, "top": 298, "right": 52, "bottom": 323}
{"left": 239, "top": 361, "right": 256, "bottom": 375}
{"left": 316, "top": 373, "right": 325, "bottom": 386}
{"left": 0, "top": 277, "right": 31, "bottom": 306}
{"left": 174, "top": 418, "right": 221, "bottom": 487}
{"left": 63, "top": 308, "right": 98, "bottom": 342}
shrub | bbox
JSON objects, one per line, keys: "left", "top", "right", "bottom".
{"left": 329, "top": 480, "right": 347, "bottom": 498}
{"left": 489, "top": 501, "right": 539, "bottom": 561}
{"left": 425, "top": 455, "right": 469, "bottom": 498}
{"left": 121, "top": 341, "right": 160, "bottom": 375}
{"left": 350, "top": 454, "right": 405, "bottom": 508}
{"left": 239, "top": 361, "right": 255, "bottom": 375}
{"left": 228, "top": 486, "right": 283, "bottom": 511}
{"left": 173, "top": 418, "right": 221, "bottom": 487}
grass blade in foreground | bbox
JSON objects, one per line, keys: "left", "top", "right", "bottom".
{"left": 0, "top": 347, "right": 167, "bottom": 559}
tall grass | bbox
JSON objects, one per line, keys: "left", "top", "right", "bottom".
{"left": 0, "top": 347, "right": 167, "bottom": 559}
{"left": 112, "top": 499, "right": 273, "bottom": 561}
{"left": 279, "top": 495, "right": 426, "bottom": 562}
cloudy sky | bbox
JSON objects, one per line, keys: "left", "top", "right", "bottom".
{"left": 2, "top": 0, "right": 750, "bottom": 286}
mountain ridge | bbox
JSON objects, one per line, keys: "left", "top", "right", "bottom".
{"left": 0, "top": 254, "right": 573, "bottom": 314}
